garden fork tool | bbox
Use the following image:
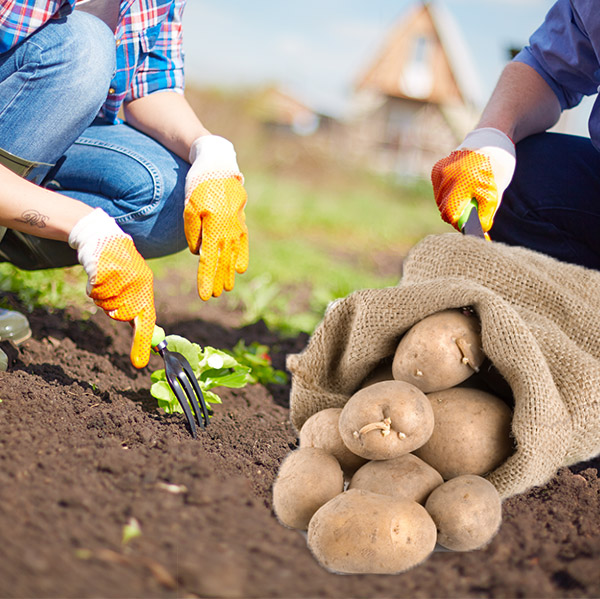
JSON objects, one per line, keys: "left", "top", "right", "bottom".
{"left": 151, "top": 325, "right": 212, "bottom": 438}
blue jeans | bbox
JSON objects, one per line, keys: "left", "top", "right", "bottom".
{"left": 0, "top": 10, "right": 188, "bottom": 263}
{"left": 492, "top": 132, "right": 600, "bottom": 270}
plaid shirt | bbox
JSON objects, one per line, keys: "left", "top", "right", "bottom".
{"left": 0, "top": 1, "right": 185, "bottom": 122}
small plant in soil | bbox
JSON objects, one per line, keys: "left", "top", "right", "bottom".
{"left": 150, "top": 335, "right": 251, "bottom": 415}
{"left": 224, "top": 339, "right": 288, "bottom": 386}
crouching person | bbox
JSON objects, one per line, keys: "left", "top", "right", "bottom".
{"left": 0, "top": 2, "right": 249, "bottom": 370}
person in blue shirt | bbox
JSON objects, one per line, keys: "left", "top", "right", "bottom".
{"left": 0, "top": 2, "right": 249, "bottom": 370}
{"left": 431, "top": 0, "right": 600, "bottom": 270}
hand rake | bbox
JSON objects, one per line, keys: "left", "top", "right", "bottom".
{"left": 152, "top": 325, "right": 212, "bottom": 438}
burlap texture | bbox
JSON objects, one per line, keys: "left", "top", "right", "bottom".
{"left": 287, "top": 233, "right": 600, "bottom": 499}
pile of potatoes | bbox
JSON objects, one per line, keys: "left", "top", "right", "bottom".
{"left": 273, "top": 308, "right": 514, "bottom": 574}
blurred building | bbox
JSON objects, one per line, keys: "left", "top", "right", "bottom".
{"left": 250, "top": 86, "right": 321, "bottom": 136}
{"left": 347, "top": 1, "right": 483, "bottom": 178}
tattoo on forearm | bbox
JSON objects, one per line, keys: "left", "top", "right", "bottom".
{"left": 16, "top": 210, "right": 49, "bottom": 229}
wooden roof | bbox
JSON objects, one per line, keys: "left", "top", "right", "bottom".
{"left": 356, "top": 2, "right": 482, "bottom": 108}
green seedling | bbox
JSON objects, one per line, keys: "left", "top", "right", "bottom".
{"left": 122, "top": 517, "right": 142, "bottom": 545}
{"left": 225, "top": 339, "right": 288, "bottom": 386}
{"left": 150, "top": 334, "right": 250, "bottom": 415}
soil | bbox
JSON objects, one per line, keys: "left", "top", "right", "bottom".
{"left": 0, "top": 283, "right": 599, "bottom": 599}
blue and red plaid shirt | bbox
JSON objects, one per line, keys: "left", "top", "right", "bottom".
{"left": 0, "top": 0, "right": 185, "bottom": 123}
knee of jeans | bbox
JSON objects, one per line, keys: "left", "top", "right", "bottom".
{"left": 111, "top": 159, "right": 187, "bottom": 257}
{"left": 107, "top": 151, "right": 173, "bottom": 213}
{"left": 34, "top": 12, "right": 116, "bottom": 107}
{"left": 65, "top": 12, "right": 116, "bottom": 99}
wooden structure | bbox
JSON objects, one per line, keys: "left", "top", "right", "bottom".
{"left": 250, "top": 86, "right": 320, "bottom": 136}
{"left": 349, "top": 1, "right": 483, "bottom": 178}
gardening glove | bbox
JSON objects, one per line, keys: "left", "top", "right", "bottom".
{"left": 184, "top": 135, "right": 249, "bottom": 301}
{"left": 431, "top": 128, "right": 516, "bottom": 235}
{"left": 68, "top": 208, "right": 156, "bottom": 369}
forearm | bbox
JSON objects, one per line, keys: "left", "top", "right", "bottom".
{"left": 477, "top": 61, "right": 562, "bottom": 144}
{"left": 0, "top": 164, "right": 93, "bottom": 242}
{"left": 123, "top": 91, "right": 211, "bottom": 162}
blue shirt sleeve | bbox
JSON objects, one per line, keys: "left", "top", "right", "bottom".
{"left": 513, "top": 0, "right": 599, "bottom": 110}
{"left": 126, "top": 0, "right": 185, "bottom": 102}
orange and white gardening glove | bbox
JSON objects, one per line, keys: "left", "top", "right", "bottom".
{"left": 68, "top": 208, "right": 156, "bottom": 369}
{"left": 184, "top": 135, "right": 249, "bottom": 301}
{"left": 431, "top": 128, "right": 516, "bottom": 236}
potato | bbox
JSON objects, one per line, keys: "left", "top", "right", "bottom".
{"left": 414, "top": 387, "right": 513, "bottom": 479}
{"left": 349, "top": 453, "right": 443, "bottom": 504}
{"left": 307, "top": 488, "right": 437, "bottom": 574}
{"left": 425, "top": 474, "right": 502, "bottom": 551}
{"left": 339, "top": 380, "right": 434, "bottom": 460}
{"left": 299, "top": 408, "right": 367, "bottom": 474}
{"left": 272, "top": 447, "right": 344, "bottom": 530}
{"left": 392, "top": 309, "right": 485, "bottom": 393}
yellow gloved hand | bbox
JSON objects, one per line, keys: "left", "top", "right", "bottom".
{"left": 431, "top": 128, "right": 516, "bottom": 233}
{"left": 184, "top": 135, "right": 249, "bottom": 301}
{"left": 69, "top": 209, "right": 156, "bottom": 369}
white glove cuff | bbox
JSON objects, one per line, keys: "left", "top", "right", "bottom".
{"left": 458, "top": 128, "right": 516, "bottom": 193}
{"left": 69, "top": 208, "right": 129, "bottom": 289}
{"left": 458, "top": 128, "right": 515, "bottom": 155}
{"left": 189, "top": 135, "right": 240, "bottom": 172}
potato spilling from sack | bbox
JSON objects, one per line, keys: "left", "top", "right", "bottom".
{"left": 392, "top": 308, "right": 485, "bottom": 392}
{"left": 272, "top": 447, "right": 344, "bottom": 530}
{"left": 349, "top": 453, "right": 443, "bottom": 504}
{"left": 425, "top": 474, "right": 502, "bottom": 551}
{"left": 274, "top": 307, "right": 513, "bottom": 575}
{"left": 307, "top": 488, "right": 438, "bottom": 574}
{"left": 299, "top": 407, "right": 367, "bottom": 474}
{"left": 338, "top": 380, "right": 434, "bottom": 460}
{"left": 414, "top": 387, "right": 513, "bottom": 479}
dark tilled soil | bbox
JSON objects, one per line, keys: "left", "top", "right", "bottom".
{"left": 0, "top": 288, "right": 599, "bottom": 599}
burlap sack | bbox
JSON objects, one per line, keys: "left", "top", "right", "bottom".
{"left": 287, "top": 233, "right": 600, "bottom": 499}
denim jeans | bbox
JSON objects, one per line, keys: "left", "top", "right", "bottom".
{"left": 0, "top": 10, "right": 189, "bottom": 262}
{"left": 491, "top": 132, "right": 600, "bottom": 270}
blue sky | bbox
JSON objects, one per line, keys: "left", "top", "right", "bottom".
{"left": 182, "top": 0, "right": 591, "bottom": 134}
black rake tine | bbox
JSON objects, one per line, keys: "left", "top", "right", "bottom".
{"left": 153, "top": 331, "right": 210, "bottom": 437}
{"left": 181, "top": 358, "right": 213, "bottom": 425}
{"left": 179, "top": 358, "right": 212, "bottom": 426}
{"left": 166, "top": 370, "right": 198, "bottom": 438}
{"left": 177, "top": 371, "right": 206, "bottom": 431}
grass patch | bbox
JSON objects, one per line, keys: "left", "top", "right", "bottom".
{"left": 0, "top": 263, "right": 89, "bottom": 313}
{"left": 247, "top": 170, "right": 441, "bottom": 251}
{"left": 226, "top": 167, "right": 445, "bottom": 334}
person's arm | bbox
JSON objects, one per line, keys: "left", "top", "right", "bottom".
{"left": 431, "top": 58, "right": 563, "bottom": 234}
{"left": 431, "top": 0, "right": 595, "bottom": 234}
{"left": 123, "top": 91, "right": 210, "bottom": 162}
{"left": 0, "top": 163, "right": 155, "bottom": 368}
{"left": 0, "top": 163, "right": 93, "bottom": 240}
{"left": 476, "top": 61, "right": 562, "bottom": 144}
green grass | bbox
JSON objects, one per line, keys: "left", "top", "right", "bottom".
{"left": 0, "top": 263, "right": 89, "bottom": 313}
{"left": 230, "top": 168, "right": 445, "bottom": 333}
{"left": 246, "top": 170, "right": 441, "bottom": 251}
